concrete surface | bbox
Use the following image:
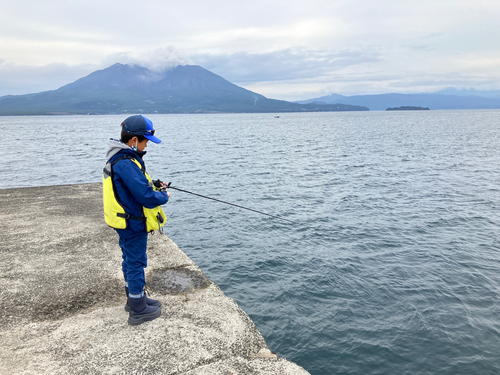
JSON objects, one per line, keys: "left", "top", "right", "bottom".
{"left": 0, "top": 183, "right": 310, "bottom": 375}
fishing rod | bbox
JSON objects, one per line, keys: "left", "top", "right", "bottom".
{"left": 154, "top": 180, "right": 307, "bottom": 227}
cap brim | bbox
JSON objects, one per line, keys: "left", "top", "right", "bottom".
{"left": 144, "top": 133, "right": 162, "bottom": 144}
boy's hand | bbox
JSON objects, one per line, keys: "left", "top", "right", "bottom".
{"left": 153, "top": 179, "right": 171, "bottom": 197}
{"left": 160, "top": 182, "right": 171, "bottom": 197}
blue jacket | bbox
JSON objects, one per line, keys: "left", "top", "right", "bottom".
{"left": 106, "top": 139, "right": 169, "bottom": 235}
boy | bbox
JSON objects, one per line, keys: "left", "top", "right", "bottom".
{"left": 103, "top": 115, "right": 170, "bottom": 325}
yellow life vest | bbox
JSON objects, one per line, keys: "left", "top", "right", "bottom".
{"left": 103, "top": 157, "right": 167, "bottom": 232}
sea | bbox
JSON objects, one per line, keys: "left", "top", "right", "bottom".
{"left": 2, "top": 110, "right": 500, "bottom": 374}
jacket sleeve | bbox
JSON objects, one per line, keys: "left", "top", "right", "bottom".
{"left": 114, "top": 159, "right": 169, "bottom": 208}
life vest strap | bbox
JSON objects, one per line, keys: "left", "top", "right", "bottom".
{"left": 116, "top": 213, "right": 147, "bottom": 222}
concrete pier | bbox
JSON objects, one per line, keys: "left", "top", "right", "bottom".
{"left": 0, "top": 183, "right": 310, "bottom": 374}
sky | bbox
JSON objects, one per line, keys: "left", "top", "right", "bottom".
{"left": 1, "top": 0, "right": 499, "bottom": 101}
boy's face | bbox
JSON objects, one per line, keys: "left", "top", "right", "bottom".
{"left": 136, "top": 138, "right": 149, "bottom": 152}
{"left": 128, "top": 136, "right": 149, "bottom": 152}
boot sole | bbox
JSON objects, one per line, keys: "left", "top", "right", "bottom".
{"left": 128, "top": 308, "right": 162, "bottom": 325}
{"left": 125, "top": 300, "right": 162, "bottom": 313}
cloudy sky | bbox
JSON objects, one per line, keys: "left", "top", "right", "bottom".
{"left": 1, "top": 0, "right": 499, "bottom": 100}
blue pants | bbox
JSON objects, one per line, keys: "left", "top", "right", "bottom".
{"left": 118, "top": 232, "right": 148, "bottom": 295}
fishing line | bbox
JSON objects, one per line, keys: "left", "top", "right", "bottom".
{"left": 158, "top": 181, "right": 310, "bottom": 227}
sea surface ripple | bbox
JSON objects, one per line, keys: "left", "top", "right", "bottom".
{"left": 2, "top": 110, "right": 500, "bottom": 374}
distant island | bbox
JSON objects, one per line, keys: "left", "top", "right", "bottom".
{"left": 386, "top": 106, "right": 430, "bottom": 111}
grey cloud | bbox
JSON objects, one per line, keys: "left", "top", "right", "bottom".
{"left": 421, "top": 32, "right": 445, "bottom": 40}
{"left": 190, "top": 48, "right": 382, "bottom": 83}
{"left": 0, "top": 62, "right": 99, "bottom": 96}
{"left": 103, "top": 47, "right": 192, "bottom": 73}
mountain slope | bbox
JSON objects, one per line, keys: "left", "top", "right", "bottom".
{"left": 436, "top": 87, "right": 500, "bottom": 98}
{"left": 0, "top": 64, "right": 368, "bottom": 115}
{"left": 295, "top": 91, "right": 500, "bottom": 110}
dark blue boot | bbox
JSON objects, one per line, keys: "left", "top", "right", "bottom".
{"left": 128, "top": 294, "right": 161, "bottom": 325}
{"left": 125, "top": 286, "right": 161, "bottom": 312}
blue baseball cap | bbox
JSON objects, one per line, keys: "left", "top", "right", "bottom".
{"left": 122, "top": 115, "right": 162, "bottom": 144}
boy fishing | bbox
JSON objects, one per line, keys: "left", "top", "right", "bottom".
{"left": 103, "top": 115, "right": 170, "bottom": 325}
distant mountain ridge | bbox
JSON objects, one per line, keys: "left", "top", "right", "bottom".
{"left": 295, "top": 89, "right": 500, "bottom": 110}
{"left": 0, "top": 64, "right": 368, "bottom": 115}
{"left": 435, "top": 87, "right": 500, "bottom": 98}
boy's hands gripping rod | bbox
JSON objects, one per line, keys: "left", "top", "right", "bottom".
{"left": 153, "top": 180, "right": 308, "bottom": 227}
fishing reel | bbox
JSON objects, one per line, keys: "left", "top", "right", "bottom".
{"left": 153, "top": 180, "right": 171, "bottom": 191}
